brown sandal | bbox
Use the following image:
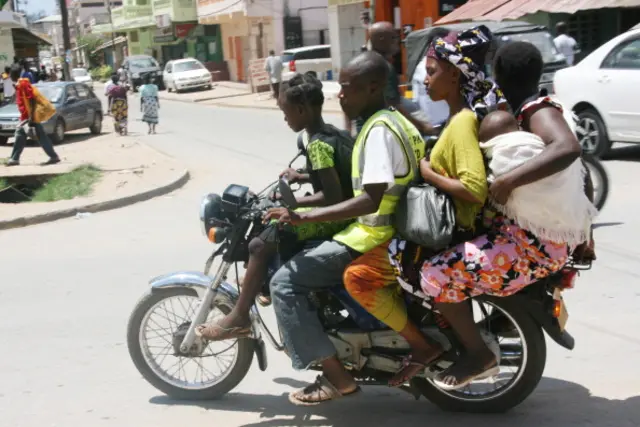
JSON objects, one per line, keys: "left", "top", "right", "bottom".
{"left": 288, "top": 375, "right": 361, "bottom": 406}
{"left": 388, "top": 350, "right": 443, "bottom": 387}
{"left": 194, "top": 322, "right": 251, "bottom": 341}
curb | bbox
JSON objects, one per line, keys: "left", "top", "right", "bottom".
{"left": 0, "top": 168, "right": 190, "bottom": 231}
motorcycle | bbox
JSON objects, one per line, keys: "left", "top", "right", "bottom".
{"left": 126, "top": 145, "right": 587, "bottom": 413}
{"left": 582, "top": 152, "right": 609, "bottom": 211}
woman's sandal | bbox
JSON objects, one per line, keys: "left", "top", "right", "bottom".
{"left": 257, "top": 293, "right": 272, "bottom": 307}
{"left": 388, "top": 351, "right": 443, "bottom": 387}
{"left": 194, "top": 322, "right": 251, "bottom": 341}
{"left": 288, "top": 375, "right": 361, "bottom": 406}
{"left": 433, "top": 362, "right": 500, "bottom": 391}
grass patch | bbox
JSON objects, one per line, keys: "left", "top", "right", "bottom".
{"left": 31, "top": 165, "right": 102, "bottom": 202}
{"left": 0, "top": 178, "right": 8, "bottom": 190}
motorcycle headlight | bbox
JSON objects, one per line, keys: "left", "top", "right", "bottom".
{"left": 199, "top": 193, "right": 227, "bottom": 241}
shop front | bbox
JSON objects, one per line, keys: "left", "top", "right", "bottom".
{"left": 0, "top": 11, "right": 51, "bottom": 70}
{"left": 197, "top": 0, "right": 274, "bottom": 82}
{"left": 435, "top": 0, "right": 640, "bottom": 58}
{"left": 153, "top": 22, "right": 223, "bottom": 65}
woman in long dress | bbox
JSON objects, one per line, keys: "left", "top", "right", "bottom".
{"left": 107, "top": 74, "right": 128, "bottom": 135}
{"left": 139, "top": 73, "right": 159, "bottom": 134}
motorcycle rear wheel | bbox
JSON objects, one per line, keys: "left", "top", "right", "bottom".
{"left": 127, "top": 287, "right": 254, "bottom": 400}
{"left": 414, "top": 296, "right": 546, "bottom": 413}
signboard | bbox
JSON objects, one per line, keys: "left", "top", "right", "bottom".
{"left": 175, "top": 23, "right": 196, "bottom": 38}
{"left": 248, "top": 57, "right": 270, "bottom": 93}
{"left": 439, "top": 0, "right": 468, "bottom": 16}
{"left": 154, "top": 26, "right": 174, "bottom": 43}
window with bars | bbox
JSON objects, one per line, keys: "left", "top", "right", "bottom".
{"left": 568, "top": 10, "right": 600, "bottom": 54}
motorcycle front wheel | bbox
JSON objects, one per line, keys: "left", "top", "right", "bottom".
{"left": 127, "top": 287, "right": 254, "bottom": 400}
{"left": 414, "top": 297, "right": 547, "bottom": 413}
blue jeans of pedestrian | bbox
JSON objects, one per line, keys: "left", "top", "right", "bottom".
{"left": 10, "top": 122, "right": 58, "bottom": 162}
{"left": 270, "top": 240, "right": 360, "bottom": 370}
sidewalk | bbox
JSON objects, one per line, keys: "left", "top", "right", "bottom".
{"left": 0, "top": 123, "right": 188, "bottom": 230}
{"left": 96, "top": 80, "right": 343, "bottom": 113}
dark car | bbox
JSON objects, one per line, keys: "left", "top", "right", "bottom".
{"left": 405, "top": 20, "right": 569, "bottom": 95}
{"left": 0, "top": 82, "right": 103, "bottom": 145}
{"left": 123, "top": 55, "right": 163, "bottom": 92}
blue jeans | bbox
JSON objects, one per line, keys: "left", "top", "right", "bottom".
{"left": 270, "top": 240, "right": 359, "bottom": 370}
{"left": 10, "top": 122, "right": 58, "bottom": 162}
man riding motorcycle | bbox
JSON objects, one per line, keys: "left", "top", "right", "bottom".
{"left": 263, "top": 51, "right": 426, "bottom": 405}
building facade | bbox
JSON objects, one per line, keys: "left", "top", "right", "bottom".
{"left": 197, "top": 0, "right": 275, "bottom": 82}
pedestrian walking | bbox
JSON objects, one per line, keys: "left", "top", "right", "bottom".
{"left": 554, "top": 22, "right": 578, "bottom": 66}
{"left": 104, "top": 73, "right": 117, "bottom": 114}
{"left": 264, "top": 50, "right": 283, "bottom": 100}
{"left": 5, "top": 66, "right": 60, "bottom": 166}
{"left": 20, "top": 61, "right": 34, "bottom": 83}
{"left": 139, "top": 73, "right": 159, "bottom": 134}
{"left": 106, "top": 74, "right": 128, "bottom": 135}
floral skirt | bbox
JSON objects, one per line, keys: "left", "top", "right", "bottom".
{"left": 388, "top": 216, "right": 570, "bottom": 304}
{"left": 111, "top": 98, "right": 128, "bottom": 129}
{"left": 141, "top": 96, "right": 159, "bottom": 124}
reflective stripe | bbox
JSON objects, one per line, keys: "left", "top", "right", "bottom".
{"left": 351, "top": 178, "right": 405, "bottom": 196}
{"left": 358, "top": 213, "right": 394, "bottom": 227}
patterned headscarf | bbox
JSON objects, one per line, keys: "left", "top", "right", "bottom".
{"left": 426, "top": 25, "right": 506, "bottom": 119}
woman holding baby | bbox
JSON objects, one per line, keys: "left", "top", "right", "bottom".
{"left": 345, "top": 25, "right": 596, "bottom": 390}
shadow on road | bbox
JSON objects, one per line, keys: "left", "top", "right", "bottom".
{"left": 606, "top": 144, "right": 640, "bottom": 162}
{"left": 149, "top": 377, "right": 640, "bottom": 427}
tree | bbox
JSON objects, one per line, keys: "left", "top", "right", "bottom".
{"left": 77, "top": 34, "right": 106, "bottom": 59}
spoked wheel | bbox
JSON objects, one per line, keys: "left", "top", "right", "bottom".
{"left": 127, "top": 288, "right": 254, "bottom": 400}
{"left": 414, "top": 297, "right": 546, "bottom": 413}
{"left": 583, "top": 153, "right": 609, "bottom": 211}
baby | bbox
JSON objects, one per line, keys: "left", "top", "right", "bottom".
{"left": 478, "top": 110, "right": 520, "bottom": 144}
{"left": 478, "top": 110, "right": 597, "bottom": 248}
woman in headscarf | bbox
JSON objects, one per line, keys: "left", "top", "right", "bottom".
{"left": 139, "top": 73, "right": 159, "bottom": 134}
{"left": 346, "top": 26, "right": 508, "bottom": 388}
{"left": 380, "top": 27, "right": 580, "bottom": 391}
{"left": 107, "top": 73, "right": 128, "bottom": 135}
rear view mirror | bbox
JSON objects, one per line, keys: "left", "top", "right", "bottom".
{"left": 278, "top": 178, "right": 298, "bottom": 209}
{"left": 66, "top": 96, "right": 77, "bottom": 104}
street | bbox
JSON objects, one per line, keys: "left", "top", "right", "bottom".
{"left": 1, "top": 93, "right": 639, "bottom": 427}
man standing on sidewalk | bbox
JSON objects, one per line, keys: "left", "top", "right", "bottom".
{"left": 346, "top": 22, "right": 433, "bottom": 136}
{"left": 6, "top": 66, "right": 60, "bottom": 166}
{"left": 554, "top": 22, "right": 579, "bottom": 66}
{"left": 264, "top": 50, "right": 283, "bottom": 100}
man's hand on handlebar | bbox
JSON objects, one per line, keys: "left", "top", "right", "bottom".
{"left": 280, "top": 168, "right": 308, "bottom": 184}
{"left": 263, "top": 207, "right": 303, "bottom": 225}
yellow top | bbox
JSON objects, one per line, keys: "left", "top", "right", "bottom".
{"left": 429, "top": 109, "right": 487, "bottom": 229}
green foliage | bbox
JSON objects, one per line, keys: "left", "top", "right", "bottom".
{"left": 90, "top": 65, "right": 113, "bottom": 81}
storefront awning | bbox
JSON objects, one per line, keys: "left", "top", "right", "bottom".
{"left": 92, "top": 36, "right": 128, "bottom": 54}
{"left": 437, "top": 0, "right": 640, "bottom": 24}
{"left": 12, "top": 28, "right": 52, "bottom": 46}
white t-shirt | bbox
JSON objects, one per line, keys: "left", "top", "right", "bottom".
{"left": 104, "top": 80, "right": 115, "bottom": 96}
{"left": 3, "top": 77, "right": 15, "bottom": 98}
{"left": 412, "top": 58, "right": 450, "bottom": 125}
{"left": 554, "top": 34, "right": 577, "bottom": 65}
{"left": 361, "top": 125, "right": 409, "bottom": 189}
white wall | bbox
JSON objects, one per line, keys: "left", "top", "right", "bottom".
{"left": 0, "top": 29, "right": 15, "bottom": 71}
{"left": 328, "top": 3, "right": 366, "bottom": 75}
{"left": 287, "top": 0, "right": 328, "bottom": 46}
{"left": 271, "top": 0, "right": 285, "bottom": 53}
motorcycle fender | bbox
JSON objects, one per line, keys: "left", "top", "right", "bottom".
{"left": 512, "top": 294, "right": 575, "bottom": 350}
{"left": 149, "top": 271, "right": 239, "bottom": 309}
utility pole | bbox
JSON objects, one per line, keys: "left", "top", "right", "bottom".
{"left": 105, "top": 0, "right": 117, "bottom": 67}
{"left": 58, "top": 0, "right": 71, "bottom": 81}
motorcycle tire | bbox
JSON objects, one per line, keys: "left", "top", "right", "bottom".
{"left": 582, "top": 153, "right": 609, "bottom": 211}
{"left": 127, "top": 287, "right": 254, "bottom": 400}
{"left": 413, "top": 296, "right": 547, "bottom": 413}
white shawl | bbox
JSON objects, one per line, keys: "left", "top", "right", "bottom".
{"left": 480, "top": 131, "right": 598, "bottom": 246}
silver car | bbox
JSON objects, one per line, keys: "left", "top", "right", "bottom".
{"left": 0, "top": 82, "right": 103, "bottom": 145}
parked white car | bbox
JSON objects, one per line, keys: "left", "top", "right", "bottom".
{"left": 281, "top": 45, "right": 332, "bottom": 82}
{"left": 71, "top": 68, "right": 93, "bottom": 89}
{"left": 163, "top": 58, "right": 212, "bottom": 93}
{"left": 553, "top": 27, "right": 640, "bottom": 156}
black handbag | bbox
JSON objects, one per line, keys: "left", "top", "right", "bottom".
{"left": 395, "top": 183, "right": 456, "bottom": 251}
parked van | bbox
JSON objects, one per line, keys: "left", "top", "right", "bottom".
{"left": 281, "top": 45, "right": 332, "bottom": 81}
{"left": 122, "top": 55, "right": 163, "bottom": 92}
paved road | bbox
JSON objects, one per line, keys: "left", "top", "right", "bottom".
{"left": 1, "top": 94, "right": 639, "bottom": 427}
